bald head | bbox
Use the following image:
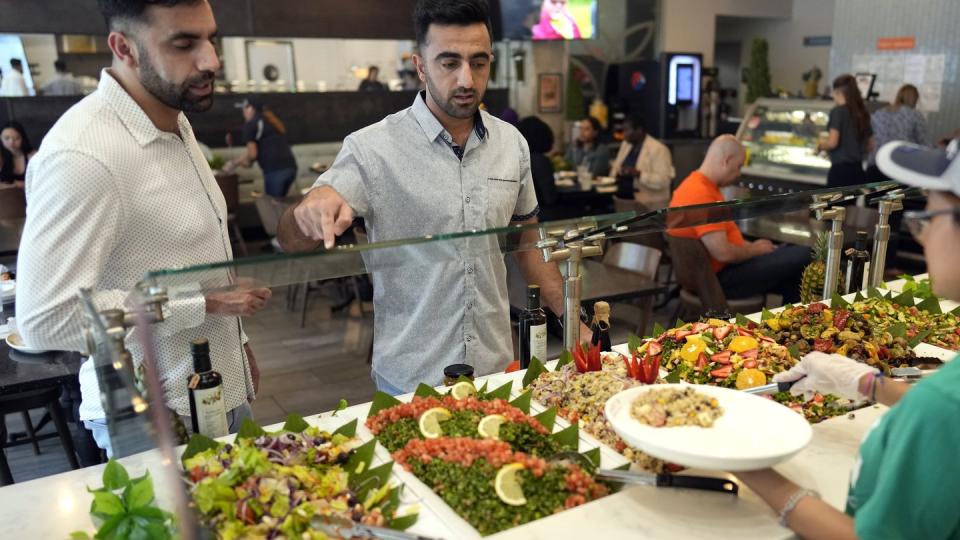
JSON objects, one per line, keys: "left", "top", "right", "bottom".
{"left": 700, "top": 135, "right": 746, "bottom": 187}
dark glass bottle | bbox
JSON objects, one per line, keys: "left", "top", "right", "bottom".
{"left": 844, "top": 231, "right": 871, "bottom": 294}
{"left": 187, "top": 339, "right": 228, "bottom": 438}
{"left": 590, "top": 301, "right": 612, "bottom": 352}
{"left": 519, "top": 285, "right": 548, "bottom": 369}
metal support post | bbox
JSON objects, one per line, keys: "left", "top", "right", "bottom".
{"left": 870, "top": 197, "right": 904, "bottom": 288}
{"left": 815, "top": 206, "right": 846, "bottom": 300}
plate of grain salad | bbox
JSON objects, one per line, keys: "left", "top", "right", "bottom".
{"left": 605, "top": 384, "right": 813, "bottom": 471}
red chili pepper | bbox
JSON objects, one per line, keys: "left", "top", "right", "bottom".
{"left": 572, "top": 344, "right": 588, "bottom": 373}
{"left": 641, "top": 353, "right": 660, "bottom": 384}
{"left": 813, "top": 339, "right": 833, "bottom": 352}
{"left": 833, "top": 309, "right": 851, "bottom": 330}
{"left": 588, "top": 341, "right": 602, "bottom": 371}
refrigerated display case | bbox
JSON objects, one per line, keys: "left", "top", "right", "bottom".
{"left": 737, "top": 98, "right": 834, "bottom": 189}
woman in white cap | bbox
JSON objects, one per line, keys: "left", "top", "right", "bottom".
{"left": 733, "top": 139, "right": 960, "bottom": 539}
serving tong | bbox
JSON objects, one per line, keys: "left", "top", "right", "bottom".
{"left": 548, "top": 451, "right": 738, "bottom": 495}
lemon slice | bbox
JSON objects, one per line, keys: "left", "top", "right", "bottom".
{"left": 418, "top": 407, "right": 451, "bottom": 439}
{"left": 477, "top": 414, "right": 507, "bottom": 439}
{"left": 494, "top": 463, "right": 527, "bottom": 506}
{"left": 450, "top": 381, "right": 477, "bottom": 400}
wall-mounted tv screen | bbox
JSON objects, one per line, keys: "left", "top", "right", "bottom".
{"left": 501, "top": 0, "right": 598, "bottom": 41}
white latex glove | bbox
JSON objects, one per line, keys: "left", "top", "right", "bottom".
{"left": 772, "top": 352, "right": 879, "bottom": 401}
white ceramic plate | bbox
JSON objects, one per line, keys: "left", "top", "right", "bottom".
{"left": 6, "top": 333, "right": 47, "bottom": 354}
{"left": 605, "top": 384, "right": 812, "bottom": 471}
{"left": 595, "top": 185, "right": 618, "bottom": 194}
{"left": 593, "top": 176, "right": 616, "bottom": 186}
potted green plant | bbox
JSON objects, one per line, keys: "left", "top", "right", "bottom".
{"left": 746, "top": 38, "right": 772, "bottom": 104}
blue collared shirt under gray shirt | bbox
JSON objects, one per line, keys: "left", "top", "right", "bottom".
{"left": 314, "top": 92, "right": 540, "bottom": 391}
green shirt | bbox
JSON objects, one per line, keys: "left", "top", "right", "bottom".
{"left": 847, "top": 357, "right": 960, "bottom": 539}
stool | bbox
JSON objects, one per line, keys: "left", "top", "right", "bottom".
{"left": 0, "top": 386, "right": 80, "bottom": 486}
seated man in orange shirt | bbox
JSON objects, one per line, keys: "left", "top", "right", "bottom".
{"left": 668, "top": 135, "right": 809, "bottom": 303}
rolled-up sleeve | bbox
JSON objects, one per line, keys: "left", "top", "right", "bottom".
{"left": 313, "top": 135, "right": 373, "bottom": 217}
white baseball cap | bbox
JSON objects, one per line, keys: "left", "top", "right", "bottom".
{"left": 876, "top": 139, "right": 960, "bottom": 197}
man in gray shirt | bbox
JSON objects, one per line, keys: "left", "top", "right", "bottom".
{"left": 40, "top": 60, "right": 85, "bottom": 96}
{"left": 279, "top": 0, "right": 583, "bottom": 393}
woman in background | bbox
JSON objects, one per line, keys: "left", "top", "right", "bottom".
{"left": 0, "top": 121, "right": 35, "bottom": 188}
{"left": 816, "top": 75, "right": 874, "bottom": 187}
{"left": 532, "top": 0, "right": 581, "bottom": 40}
{"left": 867, "top": 84, "right": 931, "bottom": 181}
{"left": 224, "top": 96, "right": 298, "bottom": 197}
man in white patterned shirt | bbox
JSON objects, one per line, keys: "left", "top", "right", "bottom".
{"left": 17, "top": 0, "right": 270, "bottom": 456}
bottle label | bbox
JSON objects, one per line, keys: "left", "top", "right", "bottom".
{"left": 192, "top": 385, "right": 228, "bottom": 438}
{"left": 530, "top": 323, "right": 547, "bottom": 363}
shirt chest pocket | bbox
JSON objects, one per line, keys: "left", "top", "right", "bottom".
{"left": 482, "top": 173, "right": 521, "bottom": 227}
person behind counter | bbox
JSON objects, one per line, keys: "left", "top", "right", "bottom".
{"left": 736, "top": 138, "right": 960, "bottom": 540}
{"left": 866, "top": 83, "right": 931, "bottom": 182}
{"left": 517, "top": 115, "right": 560, "bottom": 219}
{"left": 223, "top": 96, "right": 298, "bottom": 197}
{"left": 17, "top": 0, "right": 271, "bottom": 456}
{"left": 816, "top": 74, "right": 874, "bottom": 187}
{"left": 565, "top": 116, "right": 610, "bottom": 178}
{"left": 277, "top": 0, "right": 587, "bottom": 395}
{"left": 668, "top": 135, "right": 809, "bottom": 303}
{"left": 0, "top": 59, "right": 29, "bottom": 97}
{"left": 40, "top": 60, "right": 85, "bottom": 96}
{"left": 0, "top": 121, "right": 35, "bottom": 187}
{"left": 611, "top": 113, "right": 675, "bottom": 210}
{"left": 358, "top": 66, "right": 387, "bottom": 91}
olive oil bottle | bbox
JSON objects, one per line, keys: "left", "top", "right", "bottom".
{"left": 187, "top": 339, "right": 228, "bottom": 438}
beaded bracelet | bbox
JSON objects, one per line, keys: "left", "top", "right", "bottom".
{"left": 778, "top": 488, "right": 820, "bottom": 528}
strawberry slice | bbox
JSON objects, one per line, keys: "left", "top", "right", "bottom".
{"left": 736, "top": 327, "right": 755, "bottom": 337}
{"left": 710, "top": 366, "right": 732, "bottom": 379}
{"left": 696, "top": 352, "right": 709, "bottom": 371}
{"left": 674, "top": 330, "right": 694, "bottom": 340}
{"left": 740, "top": 349, "right": 759, "bottom": 359}
{"left": 710, "top": 350, "right": 733, "bottom": 364}
{"left": 743, "top": 359, "right": 758, "bottom": 369}
{"left": 713, "top": 325, "right": 732, "bottom": 341}
{"left": 691, "top": 322, "right": 710, "bottom": 333}
{"left": 647, "top": 341, "right": 663, "bottom": 356}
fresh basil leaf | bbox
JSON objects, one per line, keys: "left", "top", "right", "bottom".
{"left": 915, "top": 296, "right": 942, "bottom": 315}
{"left": 551, "top": 424, "right": 579, "bottom": 451}
{"left": 554, "top": 351, "right": 573, "bottom": 370}
{"left": 485, "top": 381, "right": 512, "bottom": 401}
{"left": 236, "top": 418, "right": 266, "bottom": 440}
{"left": 92, "top": 515, "right": 125, "bottom": 540}
{"left": 332, "top": 418, "right": 358, "bottom": 438}
{"left": 128, "top": 506, "right": 168, "bottom": 521}
{"left": 534, "top": 408, "right": 557, "bottom": 431}
{"left": 281, "top": 413, "right": 310, "bottom": 433}
{"left": 368, "top": 392, "right": 403, "bottom": 417}
{"left": 70, "top": 532, "right": 93, "bottom": 540}
{"left": 522, "top": 357, "right": 548, "bottom": 388}
{"left": 509, "top": 391, "right": 533, "bottom": 415}
{"left": 388, "top": 514, "right": 420, "bottom": 531}
{"left": 664, "top": 370, "right": 681, "bottom": 384}
{"left": 180, "top": 434, "right": 219, "bottom": 465}
{"left": 90, "top": 491, "right": 125, "bottom": 519}
{"left": 122, "top": 473, "right": 154, "bottom": 510}
{"left": 101, "top": 460, "right": 129, "bottom": 491}
{"left": 652, "top": 322, "right": 666, "bottom": 338}
{"left": 627, "top": 334, "right": 643, "bottom": 354}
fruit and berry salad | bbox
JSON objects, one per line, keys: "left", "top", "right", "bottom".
{"left": 366, "top": 394, "right": 562, "bottom": 457}
{"left": 640, "top": 320, "right": 796, "bottom": 390}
